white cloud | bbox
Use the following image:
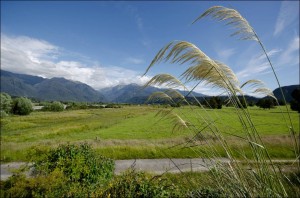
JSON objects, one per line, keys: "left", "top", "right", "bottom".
{"left": 1, "top": 34, "right": 151, "bottom": 90}
{"left": 257, "top": 49, "right": 282, "bottom": 61}
{"left": 274, "top": 1, "right": 299, "bottom": 37}
{"left": 215, "top": 48, "right": 236, "bottom": 63}
{"left": 236, "top": 48, "right": 281, "bottom": 78}
{"left": 278, "top": 36, "right": 299, "bottom": 66}
{"left": 193, "top": 85, "right": 222, "bottom": 96}
{"left": 125, "top": 4, "right": 144, "bottom": 32}
{"left": 124, "top": 4, "right": 151, "bottom": 48}
{"left": 236, "top": 35, "right": 299, "bottom": 84}
{"left": 124, "top": 57, "right": 145, "bottom": 65}
{"left": 136, "top": 15, "right": 143, "bottom": 32}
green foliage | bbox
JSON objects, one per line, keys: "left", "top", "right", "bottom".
{"left": 0, "top": 110, "right": 8, "bottom": 117}
{"left": 11, "top": 97, "right": 33, "bottom": 115}
{"left": 278, "top": 100, "right": 286, "bottom": 106}
{"left": 206, "top": 97, "right": 222, "bottom": 109}
{"left": 256, "top": 98, "right": 275, "bottom": 109}
{"left": 1, "top": 143, "right": 115, "bottom": 197}
{"left": 187, "top": 187, "right": 227, "bottom": 198}
{"left": 290, "top": 89, "right": 300, "bottom": 113}
{"left": 290, "top": 100, "right": 300, "bottom": 113}
{"left": 237, "top": 97, "right": 248, "bottom": 109}
{"left": 1, "top": 144, "right": 184, "bottom": 197}
{"left": 0, "top": 92, "right": 12, "bottom": 116}
{"left": 170, "top": 102, "right": 181, "bottom": 107}
{"left": 42, "top": 101, "right": 64, "bottom": 112}
{"left": 100, "top": 169, "right": 182, "bottom": 197}
{"left": 29, "top": 143, "right": 114, "bottom": 185}
{"left": 66, "top": 102, "right": 89, "bottom": 110}
{"left": 248, "top": 100, "right": 255, "bottom": 107}
{"left": 2, "top": 169, "right": 67, "bottom": 198}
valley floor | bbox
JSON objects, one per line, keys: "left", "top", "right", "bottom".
{"left": 1, "top": 106, "right": 299, "bottom": 162}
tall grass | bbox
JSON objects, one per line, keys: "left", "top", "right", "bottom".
{"left": 144, "top": 6, "right": 299, "bottom": 197}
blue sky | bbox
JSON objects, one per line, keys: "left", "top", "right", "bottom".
{"left": 1, "top": 1, "right": 299, "bottom": 95}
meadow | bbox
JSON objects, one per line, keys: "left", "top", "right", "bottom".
{"left": 1, "top": 105, "right": 298, "bottom": 162}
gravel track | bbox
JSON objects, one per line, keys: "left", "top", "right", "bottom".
{"left": 1, "top": 158, "right": 295, "bottom": 180}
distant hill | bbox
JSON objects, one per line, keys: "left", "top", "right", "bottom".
{"left": 0, "top": 70, "right": 106, "bottom": 102}
{"left": 100, "top": 83, "right": 206, "bottom": 104}
{"left": 273, "top": 85, "right": 299, "bottom": 102}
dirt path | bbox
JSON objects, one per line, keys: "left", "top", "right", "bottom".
{"left": 1, "top": 158, "right": 296, "bottom": 181}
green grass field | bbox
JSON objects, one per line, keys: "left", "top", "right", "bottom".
{"left": 1, "top": 105, "right": 299, "bottom": 162}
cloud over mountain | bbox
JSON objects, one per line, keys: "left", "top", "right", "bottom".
{"left": 1, "top": 34, "right": 151, "bottom": 90}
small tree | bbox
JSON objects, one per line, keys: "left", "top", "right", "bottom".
{"left": 290, "top": 88, "right": 300, "bottom": 113}
{"left": 42, "top": 101, "right": 64, "bottom": 112}
{"left": 278, "top": 100, "right": 286, "bottom": 106}
{"left": 256, "top": 98, "right": 274, "bottom": 109}
{"left": 248, "top": 101, "right": 255, "bottom": 107}
{"left": 0, "top": 92, "right": 12, "bottom": 116}
{"left": 11, "top": 97, "right": 33, "bottom": 115}
{"left": 234, "top": 97, "right": 247, "bottom": 109}
{"left": 215, "top": 97, "right": 222, "bottom": 109}
{"left": 206, "top": 97, "right": 222, "bottom": 109}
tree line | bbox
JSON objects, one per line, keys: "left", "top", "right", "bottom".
{"left": 1, "top": 89, "right": 299, "bottom": 116}
{"left": 185, "top": 88, "right": 300, "bottom": 112}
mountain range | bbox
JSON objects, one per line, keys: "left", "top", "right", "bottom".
{"left": 0, "top": 70, "right": 204, "bottom": 103}
{"left": 0, "top": 70, "right": 298, "bottom": 104}
{"left": 100, "top": 83, "right": 205, "bottom": 103}
{"left": 0, "top": 70, "right": 105, "bottom": 102}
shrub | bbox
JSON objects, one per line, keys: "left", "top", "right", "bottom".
{"left": 42, "top": 101, "right": 64, "bottom": 112}
{"left": 11, "top": 97, "right": 33, "bottom": 115}
{"left": 30, "top": 143, "right": 114, "bottom": 185}
{"left": 0, "top": 92, "right": 12, "bottom": 115}
{"left": 2, "top": 169, "right": 67, "bottom": 198}
{"left": 100, "top": 169, "right": 182, "bottom": 197}
{"left": 1, "top": 143, "right": 115, "bottom": 197}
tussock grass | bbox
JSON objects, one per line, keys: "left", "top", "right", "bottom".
{"left": 143, "top": 5, "right": 299, "bottom": 197}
